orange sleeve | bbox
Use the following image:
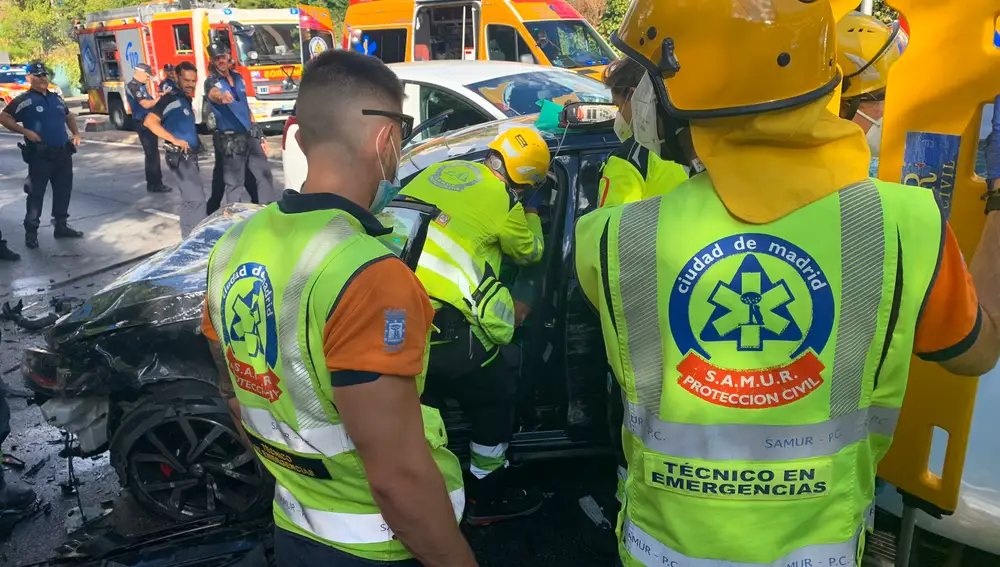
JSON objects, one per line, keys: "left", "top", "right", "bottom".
{"left": 914, "top": 223, "right": 982, "bottom": 361}
{"left": 201, "top": 297, "right": 219, "bottom": 342}
{"left": 322, "top": 257, "right": 435, "bottom": 386}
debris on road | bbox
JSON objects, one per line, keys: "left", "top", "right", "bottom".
{"left": 1, "top": 300, "right": 59, "bottom": 331}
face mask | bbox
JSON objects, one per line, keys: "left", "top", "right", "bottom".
{"left": 857, "top": 110, "right": 883, "bottom": 158}
{"left": 614, "top": 112, "right": 633, "bottom": 143}
{"left": 371, "top": 126, "right": 402, "bottom": 214}
{"left": 631, "top": 73, "right": 665, "bottom": 156}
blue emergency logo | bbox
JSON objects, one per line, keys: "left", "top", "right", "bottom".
{"left": 668, "top": 234, "right": 835, "bottom": 409}
{"left": 221, "top": 262, "right": 282, "bottom": 402}
{"left": 383, "top": 309, "right": 406, "bottom": 352}
{"left": 354, "top": 35, "right": 377, "bottom": 56}
{"left": 124, "top": 42, "right": 139, "bottom": 70}
{"left": 83, "top": 45, "right": 97, "bottom": 74}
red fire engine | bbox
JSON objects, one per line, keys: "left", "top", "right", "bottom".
{"left": 74, "top": 1, "right": 335, "bottom": 131}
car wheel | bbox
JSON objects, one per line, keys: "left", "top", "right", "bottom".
{"left": 108, "top": 98, "right": 134, "bottom": 131}
{"left": 110, "top": 381, "right": 271, "bottom": 521}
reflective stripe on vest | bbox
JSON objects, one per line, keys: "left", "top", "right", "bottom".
{"left": 617, "top": 182, "right": 887, "bottom": 564}
{"left": 210, "top": 213, "right": 359, "bottom": 431}
{"left": 240, "top": 404, "right": 354, "bottom": 458}
{"left": 625, "top": 402, "right": 898, "bottom": 461}
{"left": 623, "top": 520, "right": 860, "bottom": 567}
{"left": 418, "top": 225, "right": 484, "bottom": 309}
{"left": 619, "top": 182, "right": 886, "bottom": 426}
{"left": 275, "top": 484, "right": 466, "bottom": 545}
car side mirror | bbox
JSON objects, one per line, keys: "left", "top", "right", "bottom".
{"left": 520, "top": 53, "right": 537, "bottom": 65}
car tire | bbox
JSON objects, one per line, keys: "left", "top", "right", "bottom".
{"left": 109, "top": 380, "right": 272, "bottom": 522}
{"left": 108, "top": 98, "right": 134, "bottom": 131}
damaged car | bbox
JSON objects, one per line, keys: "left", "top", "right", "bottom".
{"left": 22, "top": 112, "right": 625, "bottom": 522}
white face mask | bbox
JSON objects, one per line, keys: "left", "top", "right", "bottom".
{"left": 614, "top": 111, "right": 633, "bottom": 143}
{"left": 857, "top": 110, "right": 883, "bottom": 158}
{"left": 630, "top": 73, "right": 665, "bottom": 156}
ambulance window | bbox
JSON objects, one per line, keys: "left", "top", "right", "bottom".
{"left": 173, "top": 24, "right": 193, "bottom": 53}
{"left": 487, "top": 25, "right": 533, "bottom": 63}
{"left": 353, "top": 29, "right": 408, "bottom": 64}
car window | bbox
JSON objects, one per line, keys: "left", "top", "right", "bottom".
{"left": 0, "top": 69, "right": 27, "bottom": 84}
{"left": 524, "top": 20, "right": 615, "bottom": 69}
{"left": 465, "top": 71, "right": 612, "bottom": 117}
{"left": 412, "top": 86, "right": 491, "bottom": 143}
{"left": 486, "top": 25, "right": 534, "bottom": 63}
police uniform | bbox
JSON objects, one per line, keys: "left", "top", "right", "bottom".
{"left": 150, "top": 90, "right": 207, "bottom": 237}
{"left": 204, "top": 68, "right": 276, "bottom": 205}
{"left": 126, "top": 67, "right": 166, "bottom": 192}
{"left": 1, "top": 78, "right": 81, "bottom": 244}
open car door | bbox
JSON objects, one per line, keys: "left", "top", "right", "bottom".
{"left": 297, "top": 5, "right": 337, "bottom": 65}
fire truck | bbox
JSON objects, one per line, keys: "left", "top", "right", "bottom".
{"left": 74, "top": 1, "right": 335, "bottom": 132}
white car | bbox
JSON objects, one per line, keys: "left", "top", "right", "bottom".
{"left": 281, "top": 61, "right": 613, "bottom": 192}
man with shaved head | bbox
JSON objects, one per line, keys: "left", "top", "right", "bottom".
{"left": 201, "top": 50, "right": 477, "bottom": 567}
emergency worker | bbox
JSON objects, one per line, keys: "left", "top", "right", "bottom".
{"left": 143, "top": 61, "right": 207, "bottom": 237}
{"left": 160, "top": 63, "right": 178, "bottom": 94}
{"left": 0, "top": 62, "right": 83, "bottom": 250}
{"left": 400, "top": 127, "right": 548, "bottom": 525}
{"left": 204, "top": 43, "right": 276, "bottom": 206}
{"left": 127, "top": 63, "right": 170, "bottom": 194}
{"left": 837, "top": 12, "right": 907, "bottom": 170}
{"left": 599, "top": 57, "right": 689, "bottom": 207}
{"left": 202, "top": 50, "right": 476, "bottom": 567}
{"left": 575, "top": 2, "right": 1000, "bottom": 565}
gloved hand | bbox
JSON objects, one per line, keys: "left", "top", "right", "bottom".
{"left": 523, "top": 188, "right": 544, "bottom": 212}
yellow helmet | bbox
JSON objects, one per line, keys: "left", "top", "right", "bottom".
{"left": 487, "top": 125, "right": 550, "bottom": 186}
{"left": 838, "top": 13, "right": 907, "bottom": 99}
{"left": 611, "top": 0, "right": 840, "bottom": 119}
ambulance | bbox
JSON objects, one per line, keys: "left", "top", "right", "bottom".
{"left": 0, "top": 65, "right": 62, "bottom": 112}
{"left": 74, "top": 1, "right": 335, "bottom": 131}
{"left": 343, "top": 0, "right": 616, "bottom": 80}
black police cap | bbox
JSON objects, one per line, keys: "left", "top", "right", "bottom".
{"left": 26, "top": 62, "right": 48, "bottom": 76}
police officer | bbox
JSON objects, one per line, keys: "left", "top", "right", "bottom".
{"left": 202, "top": 50, "right": 475, "bottom": 567}
{"left": 204, "top": 43, "right": 275, "bottom": 206}
{"left": 127, "top": 62, "right": 171, "bottom": 193}
{"left": 400, "top": 125, "right": 549, "bottom": 525}
{"left": 0, "top": 62, "right": 83, "bottom": 250}
{"left": 599, "top": 57, "right": 690, "bottom": 208}
{"left": 160, "top": 63, "right": 178, "bottom": 94}
{"left": 143, "top": 61, "right": 207, "bottom": 237}
{"left": 575, "top": 1, "right": 1000, "bottom": 565}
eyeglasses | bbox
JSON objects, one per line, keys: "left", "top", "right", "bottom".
{"left": 362, "top": 109, "right": 414, "bottom": 140}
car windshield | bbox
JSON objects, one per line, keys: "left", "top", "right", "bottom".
{"left": 524, "top": 20, "right": 615, "bottom": 69}
{"left": 235, "top": 23, "right": 301, "bottom": 65}
{"left": 465, "top": 71, "right": 612, "bottom": 117}
{"left": 0, "top": 69, "right": 27, "bottom": 84}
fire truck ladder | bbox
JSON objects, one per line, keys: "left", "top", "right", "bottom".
{"left": 84, "top": 1, "right": 231, "bottom": 25}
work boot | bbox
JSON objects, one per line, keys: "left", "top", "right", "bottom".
{"left": 24, "top": 231, "right": 38, "bottom": 249}
{"left": 148, "top": 185, "right": 173, "bottom": 193}
{"left": 465, "top": 468, "right": 543, "bottom": 525}
{"left": 0, "top": 241, "right": 19, "bottom": 261}
{"left": 53, "top": 223, "right": 84, "bottom": 239}
{"left": 0, "top": 476, "right": 36, "bottom": 513}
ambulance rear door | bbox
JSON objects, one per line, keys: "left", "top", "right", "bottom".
{"left": 297, "top": 4, "right": 336, "bottom": 65}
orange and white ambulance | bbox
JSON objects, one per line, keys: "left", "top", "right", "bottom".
{"left": 343, "top": 0, "right": 616, "bottom": 80}
{"left": 74, "top": 1, "right": 335, "bottom": 131}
